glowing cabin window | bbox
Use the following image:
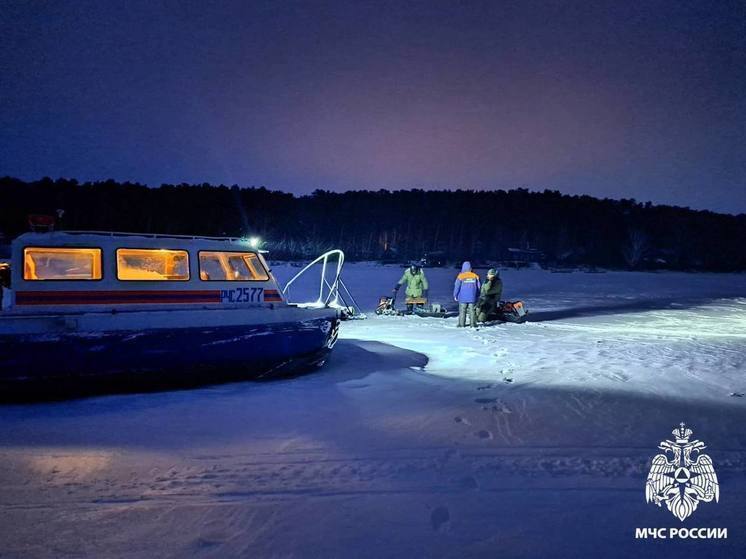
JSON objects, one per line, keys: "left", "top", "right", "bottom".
{"left": 116, "top": 248, "right": 190, "bottom": 281}
{"left": 198, "top": 251, "right": 269, "bottom": 281}
{"left": 23, "top": 247, "right": 102, "bottom": 280}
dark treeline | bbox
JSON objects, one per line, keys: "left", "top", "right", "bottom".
{"left": 1, "top": 177, "right": 745, "bottom": 271}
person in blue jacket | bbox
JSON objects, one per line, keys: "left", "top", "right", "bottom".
{"left": 453, "top": 261, "right": 481, "bottom": 327}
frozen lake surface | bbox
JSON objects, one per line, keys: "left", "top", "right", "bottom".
{"left": 1, "top": 265, "right": 745, "bottom": 558}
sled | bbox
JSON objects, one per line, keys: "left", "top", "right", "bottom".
{"left": 415, "top": 300, "right": 528, "bottom": 322}
{"left": 376, "top": 296, "right": 528, "bottom": 323}
{"left": 412, "top": 303, "right": 459, "bottom": 318}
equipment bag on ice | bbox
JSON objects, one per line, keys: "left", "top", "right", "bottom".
{"left": 494, "top": 300, "right": 528, "bottom": 322}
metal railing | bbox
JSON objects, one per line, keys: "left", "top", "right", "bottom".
{"left": 58, "top": 230, "right": 248, "bottom": 242}
{"left": 282, "top": 250, "right": 365, "bottom": 319}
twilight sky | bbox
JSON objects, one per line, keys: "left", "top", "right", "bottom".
{"left": 1, "top": 1, "right": 745, "bottom": 213}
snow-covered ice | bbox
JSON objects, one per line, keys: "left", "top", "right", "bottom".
{"left": 1, "top": 265, "right": 745, "bottom": 558}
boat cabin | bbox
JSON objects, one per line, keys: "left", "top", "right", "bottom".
{"left": 3, "top": 231, "right": 284, "bottom": 311}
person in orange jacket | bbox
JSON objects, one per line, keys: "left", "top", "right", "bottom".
{"left": 453, "top": 261, "right": 481, "bottom": 327}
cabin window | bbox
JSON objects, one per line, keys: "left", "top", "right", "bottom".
{"left": 198, "top": 251, "right": 269, "bottom": 281}
{"left": 23, "top": 247, "right": 102, "bottom": 280}
{"left": 116, "top": 248, "right": 190, "bottom": 281}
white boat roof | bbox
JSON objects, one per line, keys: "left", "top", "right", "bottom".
{"left": 13, "top": 231, "right": 267, "bottom": 252}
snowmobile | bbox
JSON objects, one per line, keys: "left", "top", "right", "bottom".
{"left": 375, "top": 294, "right": 430, "bottom": 316}
{"left": 375, "top": 295, "right": 402, "bottom": 316}
{"left": 486, "top": 300, "right": 529, "bottom": 323}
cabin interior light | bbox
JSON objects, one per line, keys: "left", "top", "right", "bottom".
{"left": 23, "top": 247, "right": 102, "bottom": 280}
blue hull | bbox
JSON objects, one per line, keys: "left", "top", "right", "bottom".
{"left": 0, "top": 316, "right": 339, "bottom": 398}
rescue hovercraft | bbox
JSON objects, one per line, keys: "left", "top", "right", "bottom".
{"left": 0, "top": 231, "right": 350, "bottom": 394}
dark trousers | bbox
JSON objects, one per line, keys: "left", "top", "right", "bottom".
{"left": 477, "top": 297, "right": 499, "bottom": 322}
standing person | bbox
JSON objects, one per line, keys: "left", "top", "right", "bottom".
{"left": 393, "top": 262, "right": 429, "bottom": 313}
{"left": 0, "top": 264, "right": 8, "bottom": 309}
{"left": 453, "top": 261, "right": 480, "bottom": 327}
{"left": 477, "top": 268, "right": 503, "bottom": 322}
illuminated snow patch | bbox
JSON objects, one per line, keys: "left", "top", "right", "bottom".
{"left": 340, "top": 300, "right": 746, "bottom": 402}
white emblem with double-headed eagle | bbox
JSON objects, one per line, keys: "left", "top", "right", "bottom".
{"left": 645, "top": 423, "right": 719, "bottom": 521}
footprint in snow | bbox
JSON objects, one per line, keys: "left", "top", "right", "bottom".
{"left": 430, "top": 506, "right": 451, "bottom": 531}
{"left": 474, "top": 430, "right": 493, "bottom": 440}
{"left": 192, "top": 537, "right": 222, "bottom": 550}
{"left": 459, "top": 476, "right": 479, "bottom": 490}
{"left": 491, "top": 403, "right": 512, "bottom": 414}
{"left": 454, "top": 416, "right": 471, "bottom": 425}
{"left": 730, "top": 392, "right": 744, "bottom": 398}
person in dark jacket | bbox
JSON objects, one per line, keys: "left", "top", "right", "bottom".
{"left": 453, "top": 261, "right": 481, "bottom": 327}
{"left": 477, "top": 268, "right": 503, "bottom": 322}
{"left": 393, "top": 263, "right": 429, "bottom": 313}
{"left": 0, "top": 263, "right": 9, "bottom": 309}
